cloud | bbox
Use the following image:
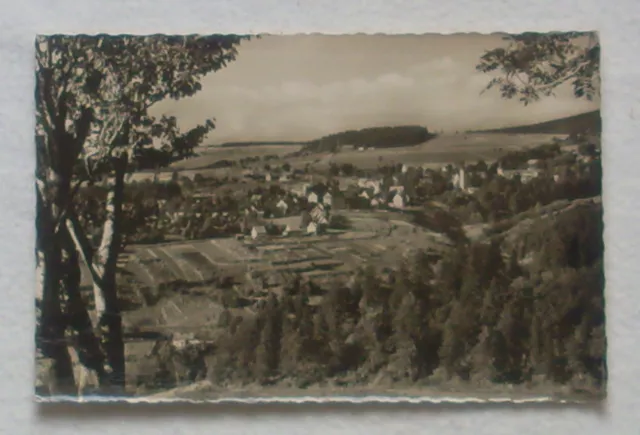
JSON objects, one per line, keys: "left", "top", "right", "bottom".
{"left": 152, "top": 53, "right": 598, "bottom": 142}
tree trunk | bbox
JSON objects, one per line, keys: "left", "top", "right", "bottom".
{"left": 35, "top": 57, "right": 95, "bottom": 396}
{"left": 93, "top": 154, "right": 128, "bottom": 392}
{"left": 58, "top": 224, "right": 112, "bottom": 388}
{"left": 35, "top": 180, "right": 76, "bottom": 396}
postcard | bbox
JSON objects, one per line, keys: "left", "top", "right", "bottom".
{"left": 34, "top": 32, "right": 605, "bottom": 403}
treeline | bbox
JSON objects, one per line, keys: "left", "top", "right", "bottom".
{"left": 73, "top": 173, "right": 316, "bottom": 246}
{"left": 148, "top": 202, "right": 605, "bottom": 395}
{"left": 217, "top": 141, "right": 303, "bottom": 148}
{"left": 471, "top": 110, "right": 601, "bottom": 135}
{"left": 496, "top": 143, "right": 563, "bottom": 170}
{"left": 302, "top": 126, "right": 435, "bottom": 153}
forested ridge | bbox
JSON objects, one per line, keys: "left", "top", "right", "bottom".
{"left": 144, "top": 196, "right": 605, "bottom": 397}
{"left": 301, "top": 126, "right": 435, "bottom": 153}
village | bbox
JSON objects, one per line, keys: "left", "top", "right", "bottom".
{"left": 91, "top": 132, "right": 602, "bottom": 316}
{"left": 142, "top": 134, "right": 598, "bottom": 241}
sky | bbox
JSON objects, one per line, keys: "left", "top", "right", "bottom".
{"left": 150, "top": 33, "right": 600, "bottom": 144}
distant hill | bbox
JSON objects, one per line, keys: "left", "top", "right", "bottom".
{"left": 471, "top": 110, "right": 601, "bottom": 135}
{"left": 217, "top": 141, "right": 304, "bottom": 148}
{"left": 302, "top": 125, "right": 436, "bottom": 154}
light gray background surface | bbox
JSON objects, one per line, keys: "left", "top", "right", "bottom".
{"left": 1, "top": 0, "right": 638, "bottom": 433}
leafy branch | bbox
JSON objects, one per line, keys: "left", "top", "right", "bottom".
{"left": 476, "top": 32, "right": 600, "bottom": 106}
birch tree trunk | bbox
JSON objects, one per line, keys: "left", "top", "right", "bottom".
{"left": 92, "top": 153, "right": 128, "bottom": 391}
{"left": 58, "top": 224, "right": 111, "bottom": 388}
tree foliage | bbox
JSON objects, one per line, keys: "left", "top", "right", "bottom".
{"left": 35, "top": 33, "right": 249, "bottom": 395}
{"left": 200, "top": 201, "right": 605, "bottom": 394}
{"left": 302, "top": 125, "right": 435, "bottom": 154}
{"left": 476, "top": 32, "right": 600, "bottom": 105}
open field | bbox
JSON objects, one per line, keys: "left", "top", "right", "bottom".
{"left": 111, "top": 225, "right": 449, "bottom": 291}
{"left": 125, "top": 133, "right": 566, "bottom": 183}
{"left": 170, "top": 143, "right": 305, "bottom": 170}
{"left": 266, "top": 133, "right": 566, "bottom": 171}
{"left": 81, "top": 211, "right": 453, "bottom": 311}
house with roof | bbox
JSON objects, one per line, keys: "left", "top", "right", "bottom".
{"left": 308, "top": 191, "right": 319, "bottom": 204}
{"left": 367, "top": 180, "right": 382, "bottom": 195}
{"left": 387, "top": 185, "right": 409, "bottom": 209}
{"left": 290, "top": 183, "right": 308, "bottom": 198}
{"left": 251, "top": 226, "right": 267, "bottom": 240}
{"left": 310, "top": 203, "right": 329, "bottom": 225}
{"left": 306, "top": 221, "right": 318, "bottom": 235}
{"left": 390, "top": 193, "right": 405, "bottom": 209}
{"left": 527, "top": 159, "right": 542, "bottom": 168}
{"left": 276, "top": 199, "right": 289, "bottom": 215}
{"left": 322, "top": 192, "right": 333, "bottom": 207}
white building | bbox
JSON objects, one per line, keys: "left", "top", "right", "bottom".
{"left": 458, "top": 167, "right": 466, "bottom": 191}
{"left": 265, "top": 173, "right": 272, "bottom": 182}
{"left": 251, "top": 226, "right": 267, "bottom": 240}
{"left": 322, "top": 192, "right": 333, "bottom": 207}
{"left": 401, "top": 164, "right": 408, "bottom": 174}
{"left": 390, "top": 193, "right": 405, "bottom": 209}
{"left": 310, "top": 203, "right": 329, "bottom": 225}
{"left": 308, "top": 192, "right": 319, "bottom": 204}
{"left": 365, "top": 180, "right": 382, "bottom": 195}
{"left": 306, "top": 221, "right": 318, "bottom": 235}
{"left": 527, "top": 159, "right": 541, "bottom": 168}
{"left": 276, "top": 199, "right": 288, "bottom": 215}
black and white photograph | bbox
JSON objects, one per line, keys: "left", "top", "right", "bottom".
{"left": 34, "top": 32, "right": 605, "bottom": 402}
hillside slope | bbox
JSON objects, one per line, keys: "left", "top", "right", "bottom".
{"left": 473, "top": 110, "right": 601, "bottom": 135}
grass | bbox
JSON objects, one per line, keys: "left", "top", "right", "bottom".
{"left": 170, "top": 144, "right": 304, "bottom": 170}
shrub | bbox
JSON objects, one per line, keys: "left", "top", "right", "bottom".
{"left": 329, "top": 214, "right": 352, "bottom": 230}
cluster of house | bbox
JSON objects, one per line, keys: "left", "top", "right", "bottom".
{"left": 246, "top": 199, "right": 332, "bottom": 241}
{"left": 561, "top": 143, "right": 600, "bottom": 164}
{"left": 149, "top": 139, "right": 601, "bottom": 243}
{"left": 351, "top": 177, "right": 411, "bottom": 209}
{"left": 496, "top": 160, "right": 543, "bottom": 184}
